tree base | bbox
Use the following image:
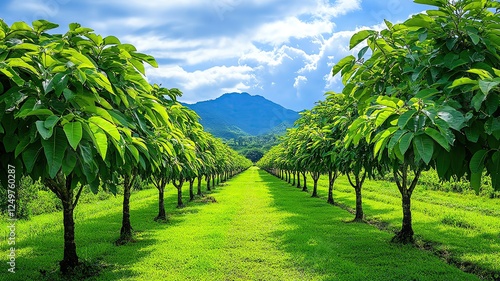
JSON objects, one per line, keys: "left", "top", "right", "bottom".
{"left": 391, "top": 230, "right": 414, "bottom": 244}
{"left": 154, "top": 215, "right": 168, "bottom": 222}
{"left": 115, "top": 230, "right": 135, "bottom": 246}
{"left": 311, "top": 194, "right": 319, "bottom": 198}
{"left": 59, "top": 259, "right": 79, "bottom": 275}
{"left": 327, "top": 198, "right": 334, "bottom": 205}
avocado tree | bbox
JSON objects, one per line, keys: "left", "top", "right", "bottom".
{"left": 0, "top": 20, "right": 163, "bottom": 272}
{"left": 336, "top": 0, "right": 500, "bottom": 243}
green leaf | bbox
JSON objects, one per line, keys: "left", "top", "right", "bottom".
{"left": 32, "top": 20, "right": 59, "bottom": 33}
{"left": 437, "top": 107, "right": 464, "bottom": 131}
{"left": 470, "top": 150, "right": 488, "bottom": 173}
{"left": 469, "top": 32, "right": 480, "bottom": 45}
{"left": 489, "top": 151, "right": 500, "bottom": 191}
{"left": 62, "top": 150, "right": 77, "bottom": 176}
{"left": 375, "top": 109, "right": 394, "bottom": 127}
{"left": 398, "top": 110, "right": 417, "bottom": 129}
{"left": 424, "top": 127, "right": 450, "bottom": 151}
{"left": 449, "top": 77, "right": 477, "bottom": 88}
{"left": 332, "top": 55, "right": 355, "bottom": 76}
{"left": 357, "top": 46, "right": 369, "bottom": 60}
{"left": 89, "top": 116, "right": 120, "bottom": 141}
{"left": 89, "top": 123, "right": 108, "bottom": 160}
{"left": 350, "top": 30, "right": 374, "bottom": 49}
{"left": 464, "top": 126, "right": 480, "bottom": 142}
{"left": 18, "top": 109, "right": 54, "bottom": 118}
{"left": 405, "top": 14, "right": 433, "bottom": 28}
{"left": 22, "top": 144, "right": 41, "bottom": 173}
{"left": 44, "top": 115, "right": 59, "bottom": 130}
{"left": 41, "top": 128, "right": 68, "bottom": 178}
{"left": 131, "top": 52, "right": 158, "bottom": 68}
{"left": 414, "top": 134, "right": 434, "bottom": 165}
{"left": 470, "top": 172, "right": 482, "bottom": 194}
{"left": 471, "top": 92, "right": 486, "bottom": 111}
{"left": 399, "top": 132, "right": 414, "bottom": 155}
{"left": 36, "top": 121, "right": 53, "bottom": 140}
{"left": 415, "top": 88, "right": 439, "bottom": 99}
{"left": 103, "top": 35, "right": 121, "bottom": 45}
{"left": 63, "top": 122, "right": 83, "bottom": 151}
{"left": 10, "top": 21, "right": 32, "bottom": 31}
{"left": 479, "top": 79, "right": 500, "bottom": 95}
{"left": 8, "top": 58, "right": 39, "bottom": 74}
{"left": 413, "top": 0, "right": 446, "bottom": 8}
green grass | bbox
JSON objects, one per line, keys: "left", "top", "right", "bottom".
{"left": 0, "top": 167, "right": 491, "bottom": 280}
{"left": 296, "top": 171, "right": 500, "bottom": 279}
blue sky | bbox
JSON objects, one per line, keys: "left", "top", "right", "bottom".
{"left": 0, "top": 0, "right": 428, "bottom": 111}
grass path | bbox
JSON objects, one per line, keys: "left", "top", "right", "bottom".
{"left": 2, "top": 167, "right": 482, "bottom": 280}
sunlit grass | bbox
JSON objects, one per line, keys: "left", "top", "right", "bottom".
{"left": 296, "top": 172, "right": 500, "bottom": 278}
{"left": 0, "top": 167, "right": 487, "bottom": 280}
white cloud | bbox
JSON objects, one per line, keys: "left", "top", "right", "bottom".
{"left": 294, "top": 75, "right": 308, "bottom": 89}
{"left": 253, "top": 17, "right": 334, "bottom": 46}
{"left": 148, "top": 64, "right": 255, "bottom": 90}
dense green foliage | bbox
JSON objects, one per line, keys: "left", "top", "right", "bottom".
{"left": 259, "top": 0, "right": 500, "bottom": 244}
{"left": 0, "top": 20, "right": 251, "bottom": 274}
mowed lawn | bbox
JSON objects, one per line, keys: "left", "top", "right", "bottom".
{"left": 1, "top": 167, "right": 484, "bottom": 280}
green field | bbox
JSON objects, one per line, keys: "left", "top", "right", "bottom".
{"left": 2, "top": 167, "right": 498, "bottom": 280}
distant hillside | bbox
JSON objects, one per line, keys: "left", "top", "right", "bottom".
{"left": 183, "top": 92, "right": 299, "bottom": 139}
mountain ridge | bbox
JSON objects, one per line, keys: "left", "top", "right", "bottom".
{"left": 182, "top": 92, "right": 299, "bottom": 139}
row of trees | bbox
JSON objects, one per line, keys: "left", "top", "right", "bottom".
{"left": 258, "top": 0, "right": 500, "bottom": 244}
{"left": 0, "top": 20, "right": 252, "bottom": 274}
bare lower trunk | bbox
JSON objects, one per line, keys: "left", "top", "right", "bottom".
{"left": 119, "top": 174, "right": 135, "bottom": 243}
{"left": 155, "top": 188, "right": 166, "bottom": 220}
{"left": 302, "top": 172, "right": 308, "bottom": 192}
{"left": 296, "top": 171, "right": 301, "bottom": 189}
{"left": 292, "top": 172, "right": 296, "bottom": 186}
{"left": 173, "top": 178, "right": 185, "bottom": 208}
{"left": 60, "top": 190, "right": 78, "bottom": 273}
{"left": 354, "top": 185, "right": 363, "bottom": 221}
{"left": 197, "top": 176, "right": 203, "bottom": 196}
{"left": 45, "top": 174, "right": 82, "bottom": 274}
{"left": 189, "top": 179, "right": 195, "bottom": 201}
{"left": 311, "top": 172, "right": 319, "bottom": 197}
{"left": 206, "top": 175, "right": 211, "bottom": 191}
{"left": 391, "top": 165, "right": 421, "bottom": 244}
{"left": 327, "top": 170, "right": 337, "bottom": 205}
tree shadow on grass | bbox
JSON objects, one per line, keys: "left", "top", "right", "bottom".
{"left": 257, "top": 169, "right": 481, "bottom": 281}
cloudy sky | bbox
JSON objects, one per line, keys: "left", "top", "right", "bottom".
{"left": 1, "top": 0, "right": 428, "bottom": 111}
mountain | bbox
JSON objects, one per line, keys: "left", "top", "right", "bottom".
{"left": 183, "top": 92, "right": 300, "bottom": 139}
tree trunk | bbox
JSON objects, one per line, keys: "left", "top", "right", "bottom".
{"left": 391, "top": 165, "right": 421, "bottom": 244}
{"left": 311, "top": 172, "right": 319, "bottom": 197}
{"left": 155, "top": 187, "right": 166, "bottom": 221}
{"left": 173, "top": 178, "right": 184, "bottom": 208}
{"left": 45, "top": 174, "right": 82, "bottom": 274}
{"left": 302, "top": 172, "right": 308, "bottom": 192}
{"left": 60, "top": 188, "right": 78, "bottom": 274}
{"left": 206, "top": 175, "right": 211, "bottom": 191}
{"left": 327, "top": 171, "right": 336, "bottom": 205}
{"left": 212, "top": 174, "right": 215, "bottom": 188}
{"left": 119, "top": 174, "right": 135, "bottom": 243}
{"left": 197, "top": 176, "right": 203, "bottom": 196}
{"left": 296, "top": 171, "right": 301, "bottom": 189}
{"left": 292, "top": 172, "right": 296, "bottom": 186}
{"left": 354, "top": 184, "right": 363, "bottom": 221}
{"left": 189, "top": 178, "right": 195, "bottom": 201}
